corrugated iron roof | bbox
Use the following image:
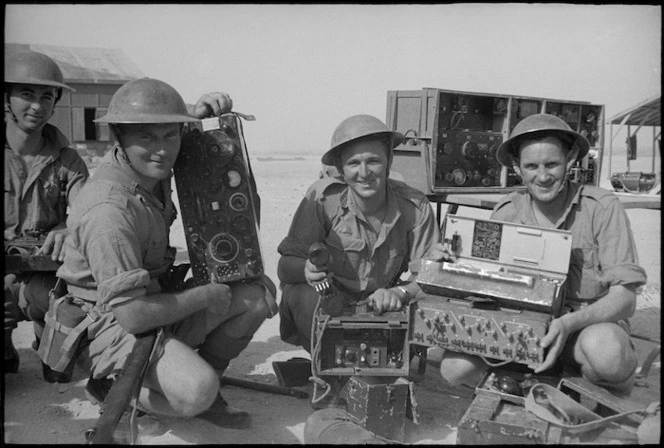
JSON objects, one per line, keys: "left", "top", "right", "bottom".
{"left": 5, "top": 43, "right": 144, "bottom": 84}
{"left": 608, "top": 95, "right": 661, "bottom": 127}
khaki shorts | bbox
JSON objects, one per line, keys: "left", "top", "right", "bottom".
{"left": 79, "top": 308, "right": 209, "bottom": 380}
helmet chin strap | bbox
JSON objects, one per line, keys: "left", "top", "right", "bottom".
{"left": 5, "top": 98, "right": 19, "bottom": 124}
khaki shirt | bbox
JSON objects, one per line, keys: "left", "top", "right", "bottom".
{"left": 4, "top": 123, "right": 89, "bottom": 240}
{"left": 491, "top": 182, "right": 647, "bottom": 302}
{"left": 278, "top": 177, "right": 440, "bottom": 298}
{"left": 57, "top": 145, "right": 177, "bottom": 307}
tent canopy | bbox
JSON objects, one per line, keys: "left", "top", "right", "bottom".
{"left": 608, "top": 95, "right": 661, "bottom": 127}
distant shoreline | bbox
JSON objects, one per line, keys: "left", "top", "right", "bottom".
{"left": 255, "top": 156, "right": 307, "bottom": 162}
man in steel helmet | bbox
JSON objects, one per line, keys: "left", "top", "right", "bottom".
{"left": 277, "top": 114, "right": 442, "bottom": 406}
{"left": 4, "top": 50, "right": 89, "bottom": 382}
{"left": 55, "top": 77, "right": 276, "bottom": 429}
{"left": 435, "top": 113, "right": 646, "bottom": 395}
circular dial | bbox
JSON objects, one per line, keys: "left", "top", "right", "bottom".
{"left": 206, "top": 131, "right": 235, "bottom": 166}
{"left": 229, "top": 193, "right": 248, "bottom": 211}
{"left": 451, "top": 168, "right": 467, "bottom": 185}
{"left": 209, "top": 233, "right": 240, "bottom": 263}
{"left": 227, "top": 170, "right": 242, "bottom": 188}
{"left": 461, "top": 141, "right": 479, "bottom": 158}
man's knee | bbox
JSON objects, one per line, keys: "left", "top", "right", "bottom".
{"left": 20, "top": 273, "right": 56, "bottom": 322}
{"left": 575, "top": 323, "right": 636, "bottom": 382}
{"left": 279, "top": 283, "right": 318, "bottom": 318}
{"left": 279, "top": 283, "right": 318, "bottom": 347}
{"left": 175, "top": 369, "right": 219, "bottom": 416}
{"left": 150, "top": 345, "right": 219, "bottom": 416}
{"left": 233, "top": 281, "right": 274, "bottom": 323}
{"left": 5, "top": 275, "right": 23, "bottom": 329}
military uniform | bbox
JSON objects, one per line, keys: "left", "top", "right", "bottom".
{"left": 4, "top": 122, "right": 89, "bottom": 336}
{"left": 491, "top": 181, "right": 647, "bottom": 372}
{"left": 278, "top": 176, "right": 440, "bottom": 349}
{"left": 57, "top": 145, "right": 275, "bottom": 380}
{"left": 491, "top": 182, "right": 647, "bottom": 303}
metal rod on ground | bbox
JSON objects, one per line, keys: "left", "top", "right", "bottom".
{"left": 220, "top": 376, "right": 309, "bottom": 399}
{"left": 85, "top": 331, "right": 157, "bottom": 444}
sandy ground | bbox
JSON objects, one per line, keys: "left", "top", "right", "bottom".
{"left": 3, "top": 156, "right": 661, "bottom": 444}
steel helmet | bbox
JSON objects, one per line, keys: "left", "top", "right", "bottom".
{"left": 95, "top": 78, "right": 198, "bottom": 124}
{"left": 496, "top": 113, "right": 590, "bottom": 167}
{"left": 5, "top": 50, "right": 74, "bottom": 92}
{"left": 321, "top": 114, "right": 404, "bottom": 166}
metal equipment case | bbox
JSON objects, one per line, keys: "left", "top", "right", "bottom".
{"left": 385, "top": 88, "right": 604, "bottom": 194}
{"left": 339, "top": 376, "right": 412, "bottom": 442}
{"left": 314, "top": 308, "right": 410, "bottom": 377}
{"left": 456, "top": 370, "right": 644, "bottom": 444}
{"left": 410, "top": 215, "right": 572, "bottom": 369}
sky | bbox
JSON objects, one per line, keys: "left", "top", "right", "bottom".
{"left": 5, "top": 3, "right": 662, "bottom": 156}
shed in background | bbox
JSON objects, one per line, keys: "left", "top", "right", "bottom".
{"left": 5, "top": 42, "right": 144, "bottom": 156}
{"left": 607, "top": 95, "right": 661, "bottom": 193}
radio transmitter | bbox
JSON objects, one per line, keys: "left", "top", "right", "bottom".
{"left": 173, "top": 113, "right": 264, "bottom": 285}
{"left": 410, "top": 215, "right": 573, "bottom": 369}
{"left": 385, "top": 88, "right": 604, "bottom": 194}
{"left": 313, "top": 306, "right": 410, "bottom": 378}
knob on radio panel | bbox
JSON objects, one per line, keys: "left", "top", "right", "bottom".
{"left": 435, "top": 130, "right": 503, "bottom": 189}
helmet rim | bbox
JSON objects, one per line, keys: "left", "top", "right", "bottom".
{"left": 321, "top": 114, "right": 403, "bottom": 166}
{"left": 5, "top": 51, "right": 74, "bottom": 92}
{"left": 94, "top": 78, "right": 199, "bottom": 124}
{"left": 496, "top": 113, "right": 590, "bottom": 167}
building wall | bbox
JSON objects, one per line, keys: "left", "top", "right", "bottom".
{"left": 50, "top": 82, "right": 124, "bottom": 155}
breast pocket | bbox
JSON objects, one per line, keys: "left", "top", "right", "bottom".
{"left": 324, "top": 233, "right": 366, "bottom": 280}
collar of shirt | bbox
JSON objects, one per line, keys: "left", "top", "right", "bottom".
{"left": 517, "top": 181, "right": 583, "bottom": 229}
{"left": 339, "top": 179, "right": 402, "bottom": 248}
{"left": 4, "top": 123, "right": 71, "bottom": 195}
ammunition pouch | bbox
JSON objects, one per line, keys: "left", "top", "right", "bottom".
{"left": 38, "top": 280, "right": 99, "bottom": 373}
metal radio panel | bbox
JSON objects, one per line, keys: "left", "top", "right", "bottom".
{"left": 387, "top": 88, "right": 605, "bottom": 193}
{"left": 410, "top": 295, "right": 551, "bottom": 369}
{"left": 434, "top": 130, "right": 504, "bottom": 189}
{"left": 174, "top": 113, "right": 263, "bottom": 285}
{"left": 314, "top": 309, "right": 410, "bottom": 377}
